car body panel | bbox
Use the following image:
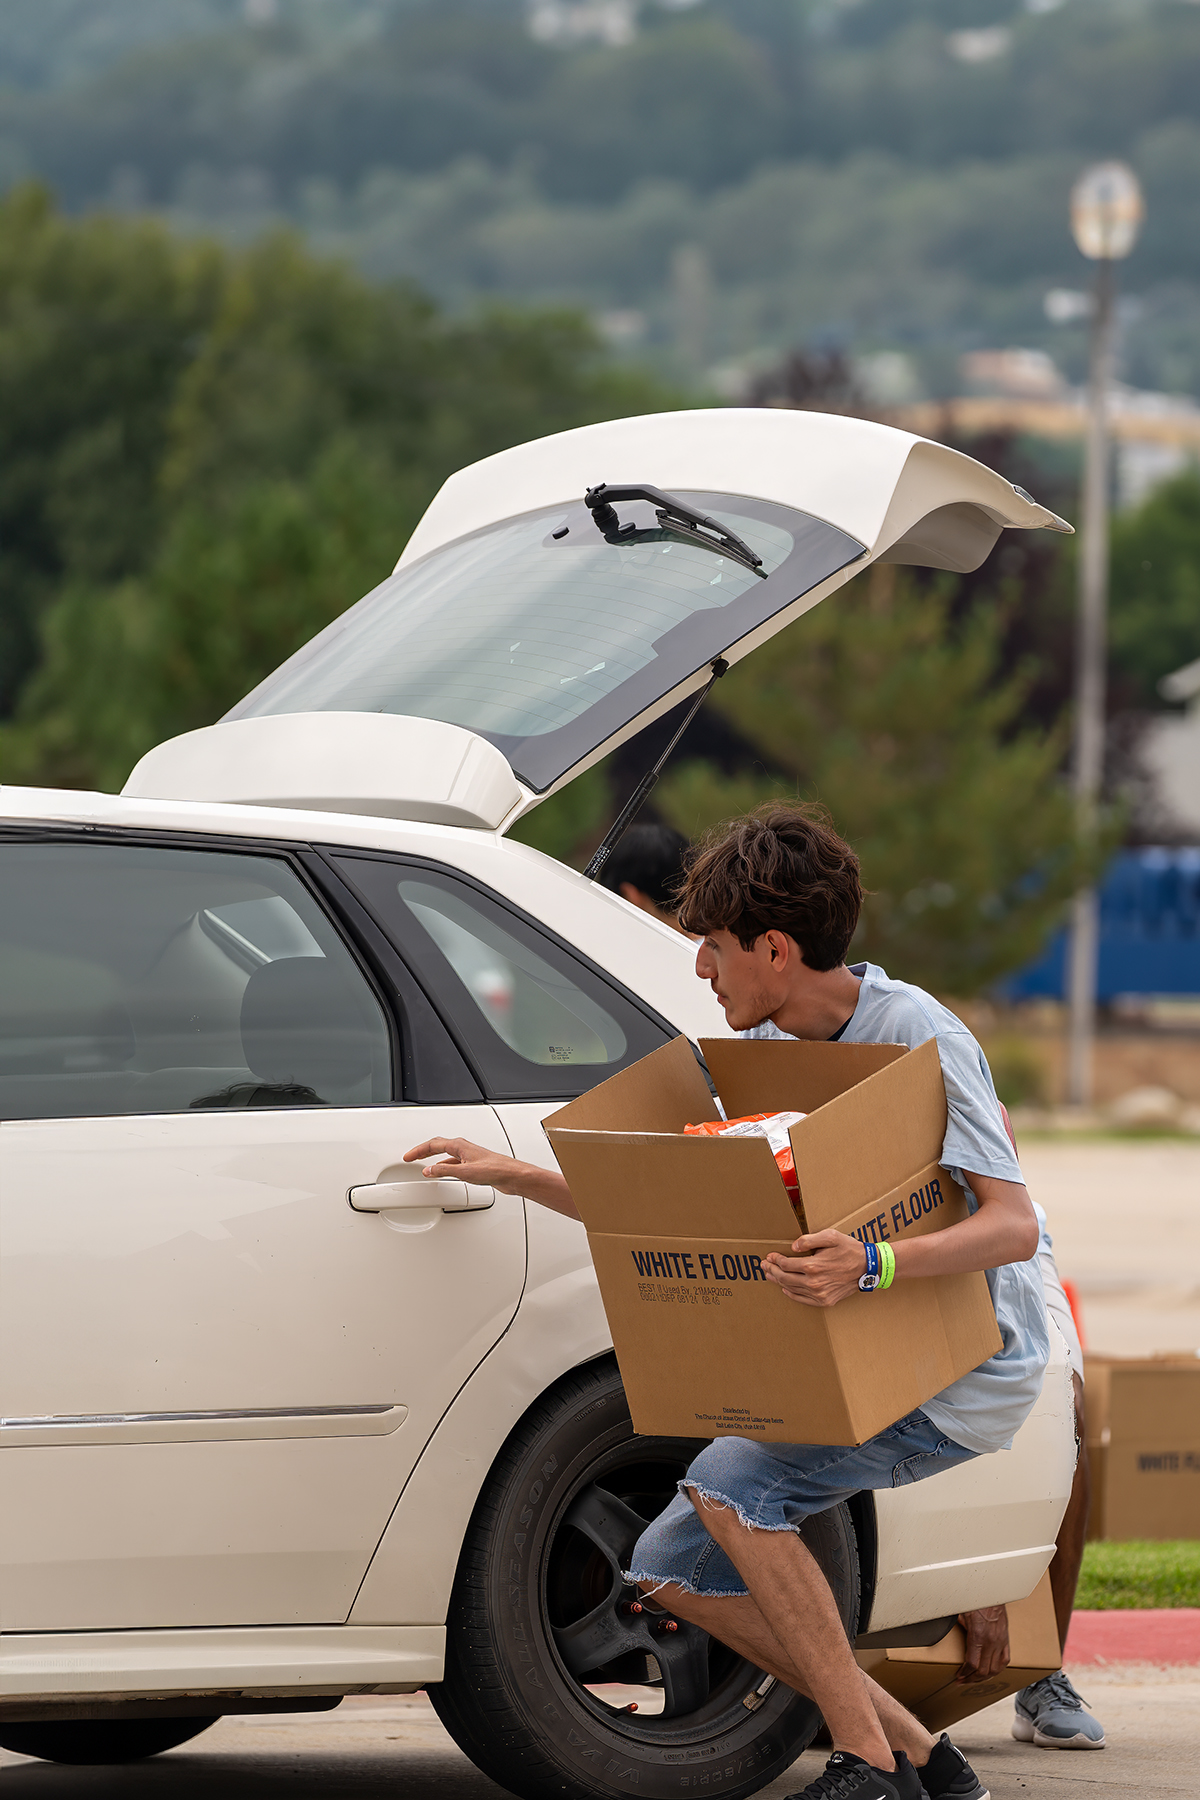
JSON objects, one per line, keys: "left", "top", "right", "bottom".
{"left": 0, "top": 1104, "right": 525, "bottom": 1631}
{"left": 124, "top": 712, "right": 525, "bottom": 830}
{"left": 865, "top": 1329, "right": 1075, "bottom": 1631}
{"left": 348, "top": 1176, "right": 610, "bottom": 1628}
{"left": 396, "top": 410, "right": 1069, "bottom": 575}
{"left": 0, "top": 1626, "right": 444, "bottom": 1706}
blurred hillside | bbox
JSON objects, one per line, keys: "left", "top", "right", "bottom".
{"left": 4, "top": 1, "right": 1200, "bottom": 391}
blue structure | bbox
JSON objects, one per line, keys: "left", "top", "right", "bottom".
{"left": 1002, "top": 847, "right": 1200, "bottom": 1000}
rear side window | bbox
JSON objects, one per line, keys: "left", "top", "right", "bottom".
{"left": 0, "top": 840, "right": 393, "bottom": 1120}
{"left": 334, "top": 856, "right": 671, "bottom": 1100}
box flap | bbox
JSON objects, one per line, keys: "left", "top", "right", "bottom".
{"left": 545, "top": 1130, "right": 800, "bottom": 1237}
{"left": 700, "top": 1037, "right": 908, "bottom": 1118}
{"left": 545, "top": 1034, "right": 718, "bottom": 1135}
{"left": 788, "top": 1038, "right": 947, "bottom": 1234}
{"left": 856, "top": 1573, "right": 1060, "bottom": 1733}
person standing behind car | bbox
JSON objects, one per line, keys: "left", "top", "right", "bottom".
{"left": 597, "top": 821, "right": 696, "bottom": 936}
{"left": 955, "top": 1107, "right": 1105, "bottom": 1750}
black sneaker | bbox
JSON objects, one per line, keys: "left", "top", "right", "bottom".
{"left": 916, "top": 1732, "right": 990, "bottom": 1800}
{"left": 786, "top": 1749, "right": 929, "bottom": 1800}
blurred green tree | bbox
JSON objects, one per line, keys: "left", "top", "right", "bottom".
{"left": 1110, "top": 466, "right": 1200, "bottom": 705}
{"left": 645, "top": 568, "right": 1101, "bottom": 996}
{"left": 1, "top": 188, "right": 681, "bottom": 790}
{"left": 0, "top": 183, "right": 223, "bottom": 716}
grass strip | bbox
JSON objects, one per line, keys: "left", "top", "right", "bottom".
{"left": 1076, "top": 1540, "right": 1200, "bottom": 1609}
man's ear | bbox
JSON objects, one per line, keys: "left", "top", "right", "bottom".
{"left": 618, "top": 882, "right": 655, "bottom": 915}
{"left": 764, "top": 929, "right": 792, "bottom": 967}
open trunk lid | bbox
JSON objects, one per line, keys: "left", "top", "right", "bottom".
{"left": 125, "top": 409, "right": 1071, "bottom": 828}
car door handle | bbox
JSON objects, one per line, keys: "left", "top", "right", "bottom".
{"left": 348, "top": 1179, "right": 496, "bottom": 1214}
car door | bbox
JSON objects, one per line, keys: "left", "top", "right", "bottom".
{"left": 0, "top": 830, "right": 525, "bottom": 1633}
{"left": 325, "top": 847, "right": 680, "bottom": 1354}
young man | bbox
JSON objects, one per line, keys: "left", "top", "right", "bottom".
{"left": 405, "top": 805, "right": 1051, "bottom": 1800}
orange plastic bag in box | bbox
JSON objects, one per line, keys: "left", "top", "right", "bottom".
{"left": 683, "top": 1111, "right": 806, "bottom": 1209}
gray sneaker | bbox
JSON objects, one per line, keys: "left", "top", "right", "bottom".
{"left": 1012, "top": 1672, "right": 1106, "bottom": 1749}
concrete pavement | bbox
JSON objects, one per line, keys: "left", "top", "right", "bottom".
{"left": 1017, "top": 1138, "right": 1200, "bottom": 1357}
{"left": 1, "top": 1678, "right": 1194, "bottom": 1795}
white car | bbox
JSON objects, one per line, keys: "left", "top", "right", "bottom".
{"left": 0, "top": 409, "right": 1075, "bottom": 1796}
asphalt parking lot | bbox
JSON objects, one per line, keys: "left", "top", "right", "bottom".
{"left": 5, "top": 1140, "right": 1196, "bottom": 1796}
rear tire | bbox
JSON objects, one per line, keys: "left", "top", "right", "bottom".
{"left": 429, "top": 1355, "right": 859, "bottom": 1800}
{"left": 0, "top": 1717, "right": 218, "bottom": 1764}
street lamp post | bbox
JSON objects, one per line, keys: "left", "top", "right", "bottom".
{"left": 1064, "top": 162, "right": 1144, "bottom": 1107}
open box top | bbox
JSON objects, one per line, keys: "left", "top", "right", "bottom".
{"left": 546, "top": 1033, "right": 945, "bottom": 1237}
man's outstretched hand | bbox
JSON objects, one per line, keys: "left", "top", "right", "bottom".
{"left": 761, "top": 1230, "right": 866, "bottom": 1307}
{"left": 403, "top": 1138, "right": 580, "bottom": 1220}
{"left": 405, "top": 1136, "right": 527, "bottom": 1192}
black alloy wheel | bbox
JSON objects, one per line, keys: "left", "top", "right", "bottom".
{"left": 0, "top": 1717, "right": 218, "bottom": 1764}
{"left": 429, "top": 1355, "right": 860, "bottom": 1800}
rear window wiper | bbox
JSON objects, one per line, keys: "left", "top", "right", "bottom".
{"left": 584, "top": 483, "right": 766, "bottom": 578}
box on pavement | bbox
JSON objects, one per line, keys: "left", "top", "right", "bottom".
{"left": 1083, "top": 1354, "right": 1200, "bottom": 1540}
{"left": 544, "top": 1035, "right": 1001, "bottom": 1447}
{"left": 856, "top": 1572, "right": 1060, "bottom": 1732}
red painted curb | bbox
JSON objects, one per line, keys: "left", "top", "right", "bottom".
{"left": 1065, "top": 1607, "right": 1200, "bottom": 1666}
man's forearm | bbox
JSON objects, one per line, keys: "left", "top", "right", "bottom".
{"left": 892, "top": 1174, "right": 1038, "bottom": 1279}
{"left": 509, "top": 1164, "right": 580, "bottom": 1220}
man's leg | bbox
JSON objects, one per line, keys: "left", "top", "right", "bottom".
{"left": 1048, "top": 1373, "right": 1089, "bottom": 1651}
{"left": 1010, "top": 1371, "right": 1105, "bottom": 1748}
{"left": 957, "top": 1377, "right": 1089, "bottom": 1685}
{"left": 641, "top": 1493, "right": 935, "bottom": 1772}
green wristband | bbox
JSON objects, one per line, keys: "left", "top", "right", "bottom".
{"left": 878, "top": 1241, "right": 896, "bottom": 1289}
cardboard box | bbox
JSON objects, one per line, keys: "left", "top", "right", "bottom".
{"left": 545, "top": 1035, "right": 1001, "bottom": 1446}
{"left": 1083, "top": 1355, "right": 1200, "bottom": 1540}
{"left": 856, "top": 1572, "right": 1061, "bottom": 1732}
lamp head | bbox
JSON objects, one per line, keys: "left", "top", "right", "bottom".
{"left": 1071, "top": 161, "right": 1144, "bottom": 262}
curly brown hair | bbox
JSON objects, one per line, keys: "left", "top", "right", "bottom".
{"left": 677, "top": 803, "right": 863, "bottom": 970}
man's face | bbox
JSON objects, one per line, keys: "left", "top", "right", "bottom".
{"left": 694, "top": 927, "right": 793, "bottom": 1031}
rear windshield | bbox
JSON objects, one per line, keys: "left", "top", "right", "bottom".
{"left": 227, "top": 491, "right": 863, "bottom": 793}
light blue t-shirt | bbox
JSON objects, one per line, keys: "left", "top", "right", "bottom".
{"left": 741, "top": 961, "right": 1050, "bottom": 1455}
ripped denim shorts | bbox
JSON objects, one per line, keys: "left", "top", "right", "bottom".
{"left": 625, "top": 1409, "right": 976, "bottom": 1599}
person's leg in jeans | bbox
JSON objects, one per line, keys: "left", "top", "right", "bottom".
{"left": 1047, "top": 1370, "right": 1090, "bottom": 1652}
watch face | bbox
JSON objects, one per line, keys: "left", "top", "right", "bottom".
{"left": 858, "top": 1273, "right": 881, "bottom": 1291}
